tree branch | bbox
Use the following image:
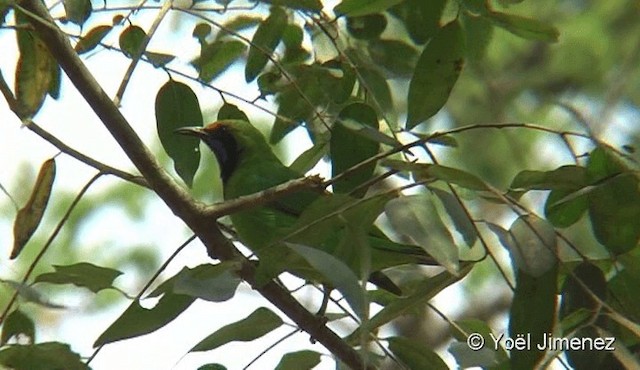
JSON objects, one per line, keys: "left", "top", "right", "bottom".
{"left": 27, "top": 121, "right": 150, "bottom": 188}
{"left": 201, "top": 175, "right": 324, "bottom": 218}
{"left": 16, "top": 1, "right": 370, "bottom": 368}
{"left": 0, "top": 68, "right": 148, "bottom": 188}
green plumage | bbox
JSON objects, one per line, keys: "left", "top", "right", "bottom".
{"left": 178, "top": 120, "right": 434, "bottom": 292}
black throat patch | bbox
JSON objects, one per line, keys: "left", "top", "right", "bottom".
{"left": 201, "top": 126, "right": 240, "bottom": 183}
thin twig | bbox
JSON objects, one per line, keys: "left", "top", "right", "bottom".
{"left": 0, "top": 173, "right": 103, "bottom": 325}
{"left": 26, "top": 121, "right": 149, "bottom": 187}
{"left": 72, "top": 35, "right": 294, "bottom": 125}
{"left": 113, "top": 0, "right": 172, "bottom": 106}
{"left": 324, "top": 122, "right": 598, "bottom": 189}
{"left": 421, "top": 145, "right": 514, "bottom": 290}
{"left": 177, "top": 6, "right": 332, "bottom": 131}
{"left": 243, "top": 328, "right": 300, "bottom": 370}
{"left": 19, "top": 2, "right": 371, "bottom": 366}
{"left": 87, "top": 234, "right": 196, "bottom": 364}
{"left": 0, "top": 61, "right": 148, "bottom": 188}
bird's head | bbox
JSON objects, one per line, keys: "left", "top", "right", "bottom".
{"left": 175, "top": 119, "right": 274, "bottom": 183}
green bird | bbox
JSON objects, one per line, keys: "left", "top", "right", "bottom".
{"left": 177, "top": 120, "right": 435, "bottom": 293}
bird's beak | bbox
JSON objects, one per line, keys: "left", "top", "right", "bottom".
{"left": 174, "top": 126, "right": 206, "bottom": 138}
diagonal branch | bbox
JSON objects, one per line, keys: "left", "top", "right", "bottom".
{"left": 27, "top": 121, "right": 150, "bottom": 187}
{"left": 0, "top": 67, "right": 148, "bottom": 188}
{"left": 16, "top": 1, "right": 371, "bottom": 368}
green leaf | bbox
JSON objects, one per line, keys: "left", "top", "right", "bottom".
{"left": 193, "top": 23, "right": 211, "bottom": 43}
{"left": 331, "top": 102, "right": 380, "bottom": 197}
{"left": 245, "top": 6, "right": 287, "bottom": 82}
{"left": 448, "top": 319, "right": 508, "bottom": 368}
{"left": 0, "top": 280, "right": 65, "bottom": 309}
{"left": 347, "top": 265, "right": 472, "bottom": 342}
{"left": 269, "top": 65, "right": 330, "bottom": 143}
{"left": 334, "top": 0, "right": 404, "bottom": 17}
{"left": 385, "top": 194, "right": 459, "bottom": 274}
{"left": 1, "top": 310, "right": 35, "bottom": 345}
{"left": 281, "top": 193, "right": 407, "bottom": 289}
{"left": 281, "top": 23, "right": 303, "bottom": 47}
{"left": 321, "top": 59, "right": 356, "bottom": 104}
{"left": 426, "top": 165, "right": 487, "bottom": 190}
{"left": 47, "top": 63, "right": 61, "bottom": 100}
{"left": 510, "top": 166, "right": 587, "bottom": 191}
{"left": 149, "top": 263, "right": 241, "bottom": 302}
{"left": 388, "top": 336, "right": 449, "bottom": 370}
{"left": 509, "top": 166, "right": 591, "bottom": 227}
{"left": 367, "top": 39, "right": 418, "bottom": 78}
{"left": 337, "top": 117, "right": 399, "bottom": 148}
{"left": 197, "top": 365, "right": 227, "bottom": 370}
{"left": 460, "top": 12, "right": 493, "bottom": 61}
{"left": 257, "top": 71, "right": 282, "bottom": 97}
{"left": 75, "top": 25, "right": 112, "bottom": 54}
{"left": 609, "top": 249, "right": 640, "bottom": 324}
{"left": 487, "top": 11, "right": 559, "bottom": 42}
{"left": 63, "top": 0, "right": 91, "bottom": 25}
{"left": 431, "top": 188, "right": 477, "bottom": 247}
{"left": 14, "top": 11, "right": 59, "bottom": 117}
{"left": 460, "top": 0, "right": 489, "bottom": 13}
{"left": 357, "top": 66, "right": 393, "bottom": 114}
{"left": 190, "top": 307, "right": 283, "bottom": 352}
{"left": 275, "top": 350, "right": 322, "bottom": 370}
{"left": 505, "top": 215, "right": 557, "bottom": 277}
{"left": 509, "top": 266, "right": 558, "bottom": 370}
{"left": 281, "top": 24, "right": 309, "bottom": 64}
{"left": 192, "top": 40, "right": 246, "bottom": 82}
{"left": 119, "top": 25, "right": 146, "bottom": 58}
{"left": 94, "top": 293, "right": 194, "bottom": 346}
{"left": 407, "top": 20, "right": 465, "bottom": 128}
{"left": 388, "top": 0, "right": 446, "bottom": 44}
{"left": 288, "top": 243, "right": 367, "bottom": 318}
{"left": 412, "top": 133, "right": 458, "bottom": 147}
{"left": 545, "top": 187, "right": 588, "bottom": 228}
{"left": 559, "top": 308, "right": 592, "bottom": 335}
{"left": 0, "top": 342, "right": 89, "bottom": 370}
{"left": 289, "top": 137, "right": 328, "bottom": 174}
{"left": 382, "top": 160, "right": 487, "bottom": 190}
{"left": 449, "top": 341, "right": 503, "bottom": 369}
{"left": 586, "top": 147, "right": 640, "bottom": 254}
{"left": 155, "top": 80, "right": 203, "bottom": 187}
{"left": 11, "top": 158, "right": 56, "bottom": 259}
{"left": 144, "top": 51, "right": 175, "bottom": 68}
{"left": 565, "top": 326, "right": 609, "bottom": 369}
{"left": 215, "top": 15, "right": 262, "bottom": 41}
{"left": 217, "top": 103, "right": 249, "bottom": 121}
{"left": 33, "top": 262, "right": 123, "bottom": 293}
{"left": 346, "top": 14, "right": 387, "bottom": 40}
{"left": 270, "top": 89, "right": 309, "bottom": 143}
{"left": 560, "top": 262, "right": 607, "bottom": 319}
{"left": 256, "top": 0, "right": 322, "bottom": 12}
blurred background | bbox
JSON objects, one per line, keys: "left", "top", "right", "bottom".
{"left": 1, "top": 0, "right": 639, "bottom": 368}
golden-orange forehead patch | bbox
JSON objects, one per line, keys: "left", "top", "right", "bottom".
{"left": 203, "top": 121, "right": 226, "bottom": 132}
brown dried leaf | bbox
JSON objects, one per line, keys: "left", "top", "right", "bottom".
{"left": 11, "top": 158, "right": 56, "bottom": 259}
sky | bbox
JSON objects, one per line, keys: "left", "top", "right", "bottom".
{"left": 3, "top": 1, "right": 638, "bottom": 369}
{"left": 0, "top": 3, "right": 468, "bottom": 369}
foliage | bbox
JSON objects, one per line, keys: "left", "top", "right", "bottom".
{"left": 1, "top": 0, "right": 639, "bottom": 369}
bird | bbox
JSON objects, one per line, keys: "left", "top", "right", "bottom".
{"left": 176, "top": 119, "right": 435, "bottom": 294}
